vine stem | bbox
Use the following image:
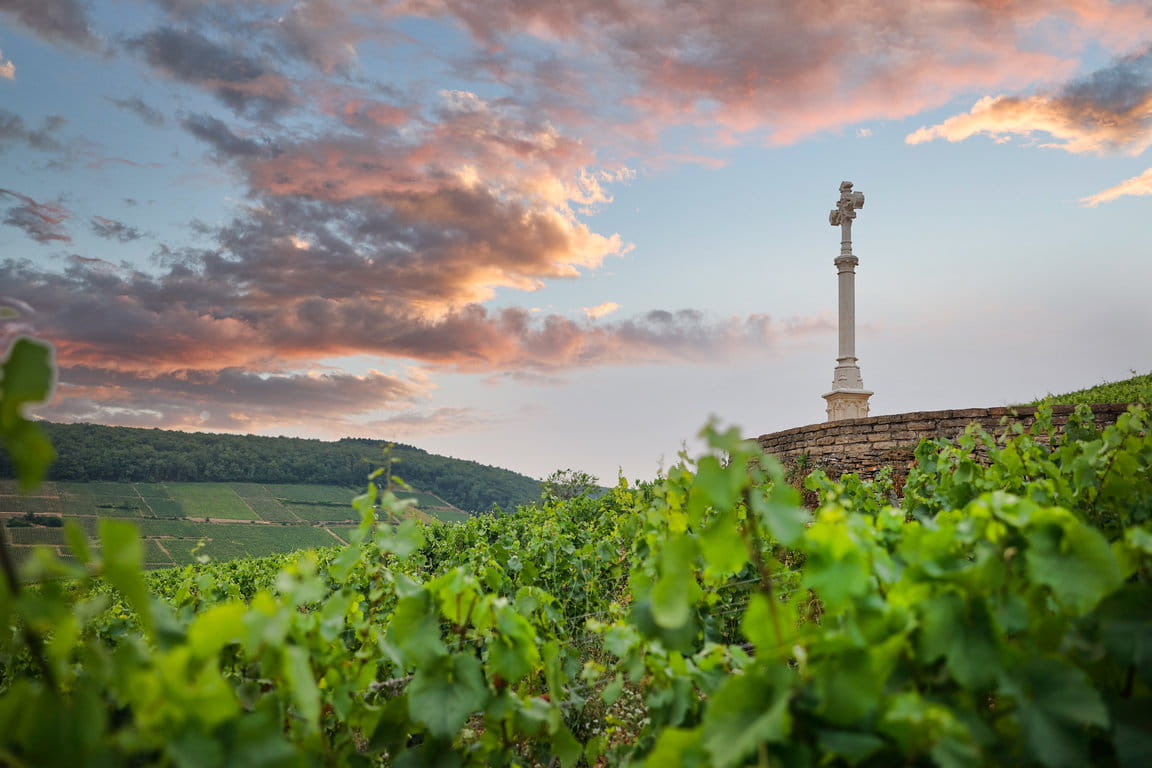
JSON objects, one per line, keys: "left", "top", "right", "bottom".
{"left": 367, "top": 674, "right": 413, "bottom": 695}
{"left": 0, "top": 524, "right": 58, "bottom": 691}
{"left": 739, "top": 495, "right": 787, "bottom": 659}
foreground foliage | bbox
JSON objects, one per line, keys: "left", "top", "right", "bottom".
{"left": 1, "top": 338, "right": 1151, "bottom": 766}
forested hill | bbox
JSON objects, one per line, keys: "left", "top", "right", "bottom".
{"left": 0, "top": 422, "right": 541, "bottom": 513}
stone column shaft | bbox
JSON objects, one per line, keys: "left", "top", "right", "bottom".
{"left": 837, "top": 254, "right": 856, "bottom": 362}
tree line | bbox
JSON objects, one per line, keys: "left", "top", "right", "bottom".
{"left": 0, "top": 422, "right": 540, "bottom": 512}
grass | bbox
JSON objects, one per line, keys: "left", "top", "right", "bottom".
{"left": 1031, "top": 370, "right": 1152, "bottom": 406}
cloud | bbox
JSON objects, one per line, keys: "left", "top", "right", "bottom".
{"left": 180, "top": 113, "right": 273, "bottom": 158}
{"left": 148, "top": 0, "right": 383, "bottom": 74}
{"left": 365, "top": 406, "right": 497, "bottom": 437}
{"left": 0, "top": 239, "right": 822, "bottom": 432}
{"left": 266, "top": 0, "right": 382, "bottom": 74}
{"left": 176, "top": 95, "right": 629, "bottom": 315}
{"left": 0, "top": 50, "right": 14, "bottom": 80}
{"left": 0, "top": 188, "right": 71, "bottom": 244}
{"left": 393, "top": 0, "right": 1151, "bottom": 144}
{"left": 90, "top": 215, "right": 146, "bottom": 242}
{"left": 1081, "top": 167, "right": 1152, "bottom": 206}
{"left": 583, "top": 301, "right": 620, "bottom": 319}
{"left": 44, "top": 365, "right": 429, "bottom": 433}
{"left": 0, "top": 0, "right": 99, "bottom": 49}
{"left": 906, "top": 46, "right": 1152, "bottom": 155}
{"left": 0, "top": 110, "right": 67, "bottom": 154}
{"left": 0, "top": 245, "right": 810, "bottom": 386}
{"left": 9, "top": 1, "right": 1150, "bottom": 148}
{"left": 85, "top": 157, "right": 163, "bottom": 170}
{"left": 107, "top": 96, "right": 166, "bottom": 127}
{"left": 126, "top": 26, "right": 294, "bottom": 119}
{"left": 225, "top": 89, "right": 612, "bottom": 208}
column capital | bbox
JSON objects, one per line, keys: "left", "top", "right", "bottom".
{"left": 822, "top": 390, "right": 873, "bottom": 421}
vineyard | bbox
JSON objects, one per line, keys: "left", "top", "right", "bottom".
{"left": 0, "top": 480, "right": 467, "bottom": 568}
{"left": 2, "top": 337, "right": 1152, "bottom": 767}
{"left": 1030, "top": 370, "right": 1152, "bottom": 408}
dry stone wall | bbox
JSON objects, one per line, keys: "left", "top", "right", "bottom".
{"left": 755, "top": 403, "right": 1131, "bottom": 483}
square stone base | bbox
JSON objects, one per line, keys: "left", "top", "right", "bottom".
{"left": 823, "top": 389, "right": 873, "bottom": 422}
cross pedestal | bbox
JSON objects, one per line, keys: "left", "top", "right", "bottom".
{"left": 822, "top": 181, "right": 872, "bottom": 421}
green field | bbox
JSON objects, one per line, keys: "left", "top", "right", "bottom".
{"left": 1, "top": 480, "right": 468, "bottom": 568}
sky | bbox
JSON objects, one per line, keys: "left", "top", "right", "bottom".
{"left": 1, "top": 0, "right": 1151, "bottom": 484}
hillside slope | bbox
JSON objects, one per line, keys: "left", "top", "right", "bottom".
{"left": 1031, "top": 370, "right": 1152, "bottom": 406}
{"left": 0, "top": 422, "right": 541, "bottom": 512}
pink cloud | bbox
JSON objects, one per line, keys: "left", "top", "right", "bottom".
{"left": 584, "top": 301, "right": 620, "bottom": 320}
{"left": 391, "top": 0, "right": 1148, "bottom": 144}
{"left": 3, "top": 251, "right": 824, "bottom": 381}
{"left": 45, "top": 365, "right": 430, "bottom": 434}
{"left": 907, "top": 47, "right": 1152, "bottom": 155}
{"left": 0, "top": 188, "right": 71, "bottom": 244}
{"left": 182, "top": 92, "right": 632, "bottom": 314}
{"left": 1081, "top": 167, "right": 1152, "bottom": 206}
{"left": 146, "top": 1, "right": 1151, "bottom": 148}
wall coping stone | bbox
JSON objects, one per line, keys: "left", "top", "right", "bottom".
{"left": 753, "top": 403, "right": 1133, "bottom": 445}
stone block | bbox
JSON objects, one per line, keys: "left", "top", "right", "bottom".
{"left": 952, "top": 408, "right": 991, "bottom": 419}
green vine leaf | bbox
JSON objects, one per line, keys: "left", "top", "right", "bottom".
{"left": 407, "top": 654, "right": 488, "bottom": 739}
{"left": 0, "top": 337, "right": 56, "bottom": 492}
{"left": 700, "top": 666, "right": 792, "bottom": 768}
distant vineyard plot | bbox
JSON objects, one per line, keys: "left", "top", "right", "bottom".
{"left": 0, "top": 480, "right": 471, "bottom": 568}
{"left": 3, "top": 421, "right": 543, "bottom": 512}
{"left": 168, "top": 482, "right": 258, "bottom": 520}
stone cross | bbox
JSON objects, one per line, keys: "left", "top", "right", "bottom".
{"left": 822, "top": 181, "right": 873, "bottom": 421}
